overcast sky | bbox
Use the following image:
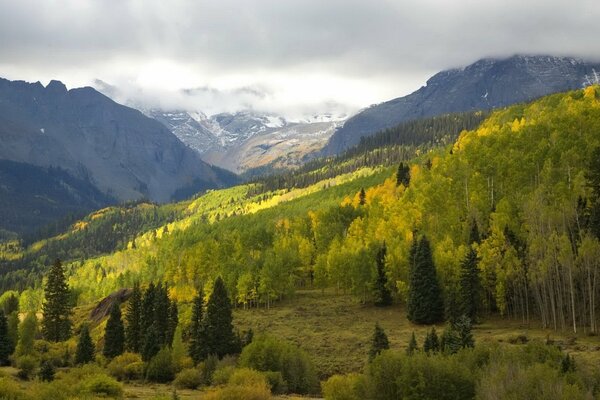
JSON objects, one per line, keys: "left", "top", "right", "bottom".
{"left": 1, "top": 0, "right": 599, "bottom": 119}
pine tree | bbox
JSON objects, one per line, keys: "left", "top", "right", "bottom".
{"left": 126, "top": 282, "right": 142, "bottom": 352}
{"left": 406, "top": 332, "right": 418, "bottom": 355}
{"left": 396, "top": 163, "right": 410, "bottom": 187}
{"left": 75, "top": 324, "right": 95, "bottom": 364}
{"left": 407, "top": 236, "right": 445, "bottom": 324}
{"left": 154, "top": 283, "right": 170, "bottom": 346}
{"left": 42, "top": 259, "right": 73, "bottom": 342}
{"left": 0, "top": 311, "right": 11, "bottom": 365}
{"left": 359, "top": 188, "right": 366, "bottom": 205}
{"left": 459, "top": 248, "right": 480, "bottom": 321}
{"left": 142, "top": 326, "right": 160, "bottom": 362}
{"left": 368, "top": 323, "right": 389, "bottom": 362}
{"left": 423, "top": 327, "right": 440, "bottom": 354}
{"left": 189, "top": 289, "right": 206, "bottom": 364}
{"left": 141, "top": 282, "right": 156, "bottom": 333}
{"left": 440, "top": 327, "right": 461, "bottom": 355}
{"left": 373, "top": 243, "right": 392, "bottom": 306}
{"left": 205, "top": 277, "right": 237, "bottom": 358}
{"left": 39, "top": 360, "right": 55, "bottom": 381}
{"left": 103, "top": 302, "right": 125, "bottom": 359}
{"left": 468, "top": 219, "right": 481, "bottom": 245}
{"left": 7, "top": 312, "right": 19, "bottom": 354}
{"left": 454, "top": 315, "right": 474, "bottom": 349}
{"left": 167, "top": 301, "right": 178, "bottom": 347}
{"left": 3, "top": 294, "right": 19, "bottom": 315}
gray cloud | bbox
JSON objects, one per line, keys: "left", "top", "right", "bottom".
{"left": 1, "top": 0, "right": 599, "bottom": 117}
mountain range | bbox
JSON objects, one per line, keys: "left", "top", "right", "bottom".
{"left": 323, "top": 55, "right": 600, "bottom": 154}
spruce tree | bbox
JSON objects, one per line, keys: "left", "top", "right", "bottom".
{"left": 205, "top": 277, "right": 237, "bottom": 358}
{"left": 468, "top": 219, "right": 481, "bottom": 245}
{"left": 455, "top": 315, "right": 474, "bottom": 349}
{"left": 3, "top": 294, "right": 19, "bottom": 315}
{"left": 142, "top": 325, "right": 160, "bottom": 362}
{"left": 368, "top": 323, "right": 389, "bottom": 362}
{"left": 75, "top": 324, "right": 95, "bottom": 364}
{"left": 406, "top": 332, "right": 418, "bottom": 355}
{"left": 42, "top": 259, "right": 73, "bottom": 342}
{"left": 154, "top": 283, "right": 170, "bottom": 346}
{"left": 103, "top": 302, "right": 125, "bottom": 359}
{"left": 126, "top": 282, "right": 142, "bottom": 353}
{"left": 39, "top": 360, "right": 55, "bottom": 381}
{"left": 359, "top": 188, "right": 366, "bottom": 205}
{"left": 167, "top": 301, "right": 178, "bottom": 347}
{"left": 373, "top": 243, "right": 392, "bottom": 306}
{"left": 407, "top": 236, "right": 445, "bottom": 324}
{"left": 7, "top": 312, "right": 18, "bottom": 354}
{"left": 459, "top": 248, "right": 480, "bottom": 321}
{"left": 0, "top": 311, "right": 11, "bottom": 365}
{"left": 189, "top": 289, "right": 206, "bottom": 364}
{"left": 396, "top": 162, "right": 410, "bottom": 187}
{"left": 423, "top": 327, "right": 440, "bottom": 354}
{"left": 141, "top": 282, "right": 156, "bottom": 333}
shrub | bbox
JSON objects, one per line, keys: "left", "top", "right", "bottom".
{"left": 228, "top": 368, "right": 269, "bottom": 387}
{"left": 80, "top": 374, "right": 124, "bottom": 398}
{"left": 213, "top": 365, "right": 236, "bottom": 385}
{"left": 200, "top": 354, "right": 219, "bottom": 385}
{"left": 239, "top": 336, "right": 318, "bottom": 394}
{"left": 263, "top": 371, "right": 287, "bottom": 395}
{"left": 107, "top": 352, "right": 143, "bottom": 381}
{"left": 28, "top": 381, "right": 71, "bottom": 400}
{"left": 174, "top": 368, "right": 203, "bottom": 389}
{"left": 38, "top": 360, "right": 56, "bottom": 381}
{"left": 203, "top": 384, "right": 271, "bottom": 400}
{"left": 16, "top": 355, "right": 38, "bottom": 380}
{"left": 0, "top": 377, "right": 29, "bottom": 400}
{"left": 322, "top": 373, "right": 367, "bottom": 400}
{"left": 146, "top": 347, "right": 175, "bottom": 383}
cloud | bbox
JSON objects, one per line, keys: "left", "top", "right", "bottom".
{"left": 1, "top": 0, "right": 599, "bottom": 117}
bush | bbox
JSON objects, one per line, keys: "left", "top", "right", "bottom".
{"left": 16, "top": 355, "right": 38, "bottom": 380}
{"left": 80, "top": 374, "right": 124, "bottom": 398}
{"left": 38, "top": 360, "right": 55, "bottom": 381}
{"left": 174, "top": 368, "right": 203, "bottom": 389}
{"left": 239, "top": 336, "right": 318, "bottom": 394}
{"left": 228, "top": 368, "right": 269, "bottom": 388}
{"left": 107, "top": 352, "right": 143, "bottom": 381}
{"left": 322, "top": 373, "right": 367, "bottom": 400}
{"left": 0, "top": 377, "right": 29, "bottom": 400}
{"left": 200, "top": 354, "right": 219, "bottom": 385}
{"left": 203, "top": 384, "right": 271, "bottom": 400}
{"left": 213, "top": 366, "right": 236, "bottom": 385}
{"left": 263, "top": 371, "right": 287, "bottom": 395}
{"left": 28, "top": 381, "right": 71, "bottom": 400}
{"left": 146, "top": 347, "right": 175, "bottom": 383}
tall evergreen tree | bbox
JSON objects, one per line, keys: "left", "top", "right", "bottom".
{"left": 75, "top": 324, "right": 95, "bottom": 364}
{"left": 368, "top": 323, "right": 389, "bottom": 362}
{"left": 396, "top": 162, "right": 410, "bottom": 187}
{"left": 0, "top": 311, "right": 11, "bottom": 365}
{"left": 423, "top": 327, "right": 440, "bottom": 354}
{"left": 373, "top": 243, "right": 392, "bottom": 306}
{"left": 459, "top": 248, "right": 481, "bottom": 321}
{"left": 7, "top": 312, "right": 19, "bottom": 354}
{"left": 205, "top": 277, "right": 237, "bottom": 358}
{"left": 42, "top": 259, "right": 72, "bottom": 342}
{"left": 189, "top": 289, "right": 206, "bottom": 364}
{"left": 406, "top": 332, "right": 418, "bottom": 355}
{"left": 167, "top": 301, "right": 178, "bottom": 347}
{"left": 141, "top": 282, "right": 156, "bottom": 333}
{"left": 154, "top": 283, "right": 170, "bottom": 346}
{"left": 3, "top": 294, "right": 19, "bottom": 315}
{"left": 454, "top": 315, "right": 475, "bottom": 349}
{"left": 103, "top": 302, "right": 125, "bottom": 359}
{"left": 142, "top": 326, "right": 160, "bottom": 362}
{"left": 359, "top": 188, "right": 366, "bottom": 205}
{"left": 468, "top": 219, "right": 481, "bottom": 245}
{"left": 407, "top": 236, "right": 445, "bottom": 324}
{"left": 125, "top": 282, "right": 142, "bottom": 352}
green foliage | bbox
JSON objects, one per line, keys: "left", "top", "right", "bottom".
{"left": 75, "top": 324, "right": 95, "bottom": 364}
{"left": 396, "top": 162, "right": 410, "bottom": 187}
{"left": 104, "top": 302, "right": 125, "bottom": 359}
{"left": 459, "top": 249, "right": 480, "bottom": 321}
{"left": 408, "top": 236, "right": 444, "bottom": 324}
{"left": 174, "top": 367, "right": 203, "bottom": 389}
{"left": 205, "top": 277, "right": 238, "bottom": 358}
{"left": 189, "top": 289, "right": 207, "bottom": 364}
{"left": 423, "top": 327, "right": 440, "bottom": 354}
{"left": 0, "top": 310, "right": 12, "bottom": 365}
{"left": 322, "top": 373, "right": 368, "bottom": 400}
{"left": 41, "top": 259, "right": 72, "bottom": 342}
{"left": 125, "top": 282, "right": 142, "bottom": 353}
{"left": 38, "top": 360, "right": 56, "bottom": 381}
{"left": 146, "top": 347, "right": 175, "bottom": 383}
{"left": 17, "top": 355, "right": 39, "bottom": 380}
{"left": 368, "top": 323, "right": 389, "bottom": 362}
{"left": 16, "top": 312, "right": 37, "bottom": 356}
{"left": 141, "top": 326, "right": 160, "bottom": 362}
{"left": 80, "top": 373, "right": 123, "bottom": 398}
{"left": 373, "top": 243, "right": 392, "bottom": 306}
{"left": 107, "top": 352, "right": 143, "bottom": 381}
{"left": 239, "top": 336, "right": 319, "bottom": 394}
{"left": 406, "top": 332, "right": 418, "bottom": 355}
{"left": 0, "top": 376, "right": 30, "bottom": 400}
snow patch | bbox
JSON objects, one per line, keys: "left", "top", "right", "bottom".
{"left": 40, "top": 128, "right": 45, "bottom": 134}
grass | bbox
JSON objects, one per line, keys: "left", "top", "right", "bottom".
{"left": 233, "top": 289, "right": 600, "bottom": 378}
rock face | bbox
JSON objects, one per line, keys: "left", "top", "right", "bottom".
{"left": 0, "top": 78, "right": 238, "bottom": 203}
{"left": 323, "top": 55, "right": 600, "bottom": 155}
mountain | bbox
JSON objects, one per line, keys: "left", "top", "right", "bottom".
{"left": 0, "top": 78, "right": 238, "bottom": 207}
{"left": 323, "top": 55, "right": 600, "bottom": 154}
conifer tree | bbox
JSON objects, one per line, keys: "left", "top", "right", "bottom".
{"left": 103, "top": 302, "right": 125, "bottom": 359}
{"left": 7, "top": 312, "right": 18, "bottom": 353}
{"left": 205, "top": 277, "right": 237, "bottom": 358}
{"left": 39, "top": 360, "right": 55, "bottom": 381}
{"left": 141, "top": 282, "right": 156, "bottom": 333}
{"left": 42, "top": 259, "right": 72, "bottom": 342}
{"left": 154, "top": 283, "right": 170, "bottom": 346}
{"left": 373, "top": 243, "right": 392, "bottom": 306}
{"left": 0, "top": 311, "right": 11, "bottom": 365}
{"left": 359, "top": 188, "right": 366, "bottom": 205}
{"left": 407, "top": 236, "right": 445, "bottom": 324}
{"left": 142, "top": 326, "right": 160, "bottom": 362}
{"left": 189, "top": 289, "right": 206, "bottom": 364}
{"left": 423, "top": 327, "right": 440, "bottom": 354}
{"left": 396, "top": 162, "right": 410, "bottom": 187}
{"left": 75, "top": 324, "right": 95, "bottom": 364}
{"left": 167, "top": 301, "right": 178, "bottom": 347}
{"left": 3, "top": 294, "right": 19, "bottom": 315}
{"left": 125, "top": 282, "right": 142, "bottom": 352}
{"left": 468, "top": 219, "right": 481, "bottom": 245}
{"left": 368, "top": 323, "right": 389, "bottom": 362}
{"left": 406, "top": 332, "right": 418, "bottom": 355}
{"left": 440, "top": 327, "right": 461, "bottom": 355}
{"left": 455, "top": 315, "right": 474, "bottom": 349}
{"left": 459, "top": 248, "right": 480, "bottom": 321}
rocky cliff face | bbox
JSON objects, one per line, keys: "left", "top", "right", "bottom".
{"left": 0, "top": 78, "right": 238, "bottom": 203}
{"left": 323, "top": 55, "right": 600, "bottom": 154}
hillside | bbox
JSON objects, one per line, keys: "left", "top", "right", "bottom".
{"left": 323, "top": 55, "right": 600, "bottom": 154}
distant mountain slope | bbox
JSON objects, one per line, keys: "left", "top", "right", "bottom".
{"left": 0, "top": 78, "right": 238, "bottom": 204}
{"left": 323, "top": 55, "right": 600, "bottom": 154}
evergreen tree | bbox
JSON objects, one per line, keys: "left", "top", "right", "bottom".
{"left": 459, "top": 248, "right": 481, "bottom": 321}
{"left": 3, "top": 294, "right": 19, "bottom": 315}
{"left": 406, "top": 332, "right": 418, "bottom": 355}
{"left": 205, "top": 277, "right": 237, "bottom": 358}
{"left": 396, "top": 162, "right": 410, "bottom": 187}
{"left": 142, "top": 326, "right": 160, "bottom": 362}
{"left": 167, "top": 301, "right": 178, "bottom": 347}
{"left": 373, "top": 243, "right": 392, "bottom": 306}
{"left": 189, "top": 289, "right": 206, "bottom": 364}
{"left": 39, "top": 360, "right": 55, "bottom": 381}
{"left": 440, "top": 327, "right": 461, "bottom": 355}
{"left": 42, "top": 259, "right": 72, "bottom": 342}
{"left": 0, "top": 311, "right": 11, "bottom": 365}
{"left": 154, "top": 283, "right": 170, "bottom": 346}
{"left": 125, "top": 282, "right": 142, "bottom": 353}
{"left": 454, "top": 315, "right": 474, "bottom": 349}
{"left": 75, "top": 324, "right": 95, "bottom": 364}
{"left": 468, "top": 219, "right": 481, "bottom": 245}
{"left": 423, "top": 327, "right": 440, "bottom": 354}
{"left": 368, "top": 323, "right": 389, "bottom": 362}
{"left": 407, "top": 236, "right": 445, "bottom": 324}
{"left": 359, "top": 188, "right": 366, "bottom": 205}
{"left": 7, "top": 312, "right": 19, "bottom": 354}
{"left": 561, "top": 353, "right": 576, "bottom": 374}
{"left": 141, "top": 282, "right": 156, "bottom": 333}
{"left": 103, "top": 302, "right": 125, "bottom": 359}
